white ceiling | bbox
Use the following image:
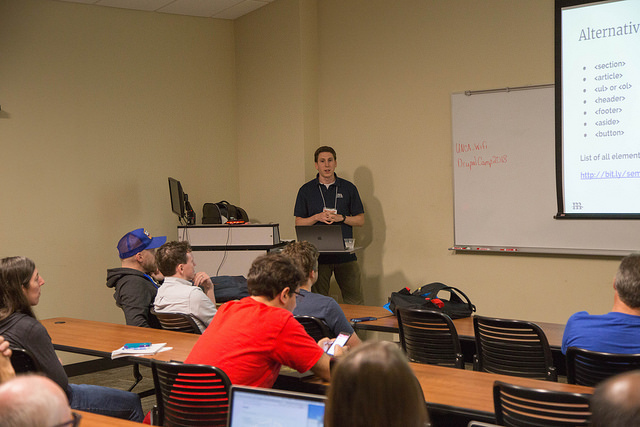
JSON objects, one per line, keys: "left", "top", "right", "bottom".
{"left": 54, "top": 0, "right": 275, "bottom": 20}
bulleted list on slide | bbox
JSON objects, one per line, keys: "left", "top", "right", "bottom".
{"left": 561, "top": 1, "right": 640, "bottom": 214}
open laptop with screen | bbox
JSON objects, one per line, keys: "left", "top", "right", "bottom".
{"left": 295, "top": 225, "right": 345, "bottom": 252}
{"left": 227, "top": 385, "right": 325, "bottom": 427}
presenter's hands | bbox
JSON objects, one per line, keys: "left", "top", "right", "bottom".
{"left": 193, "top": 272, "right": 213, "bottom": 292}
{"left": 314, "top": 211, "right": 336, "bottom": 224}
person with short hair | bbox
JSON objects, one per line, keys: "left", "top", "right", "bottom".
{"left": 325, "top": 340, "right": 430, "bottom": 427}
{"left": 0, "top": 256, "right": 144, "bottom": 421}
{"left": 294, "top": 146, "right": 365, "bottom": 305}
{"left": 0, "top": 374, "right": 74, "bottom": 427}
{"left": 185, "top": 253, "right": 338, "bottom": 387}
{"left": 562, "top": 253, "right": 640, "bottom": 354}
{"left": 590, "top": 370, "right": 640, "bottom": 427}
{"left": 282, "top": 241, "right": 362, "bottom": 347}
{"left": 153, "top": 241, "right": 216, "bottom": 332}
{"left": 106, "top": 228, "right": 167, "bottom": 328}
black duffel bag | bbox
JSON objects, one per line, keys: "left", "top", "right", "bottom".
{"left": 388, "top": 282, "right": 476, "bottom": 319}
{"left": 202, "top": 201, "right": 249, "bottom": 224}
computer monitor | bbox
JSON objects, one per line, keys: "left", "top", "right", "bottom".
{"left": 168, "top": 177, "right": 186, "bottom": 221}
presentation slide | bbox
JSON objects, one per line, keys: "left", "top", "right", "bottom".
{"left": 559, "top": 0, "right": 640, "bottom": 216}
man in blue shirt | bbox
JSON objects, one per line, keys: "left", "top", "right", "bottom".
{"left": 294, "top": 146, "right": 365, "bottom": 304}
{"left": 283, "top": 241, "right": 362, "bottom": 347}
{"left": 562, "top": 253, "right": 640, "bottom": 354}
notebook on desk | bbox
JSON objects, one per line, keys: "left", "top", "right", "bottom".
{"left": 295, "top": 225, "right": 345, "bottom": 252}
{"left": 227, "top": 385, "right": 326, "bottom": 427}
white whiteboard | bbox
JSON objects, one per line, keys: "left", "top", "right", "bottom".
{"left": 451, "top": 86, "right": 640, "bottom": 256}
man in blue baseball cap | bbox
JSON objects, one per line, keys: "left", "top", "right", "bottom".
{"left": 106, "top": 228, "right": 167, "bottom": 328}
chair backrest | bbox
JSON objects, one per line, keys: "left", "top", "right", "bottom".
{"left": 473, "top": 315, "right": 557, "bottom": 381}
{"left": 151, "top": 309, "right": 202, "bottom": 334}
{"left": 294, "top": 315, "right": 334, "bottom": 341}
{"left": 9, "top": 346, "right": 41, "bottom": 373}
{"left": 566, "top": 346, "right": 640, "bottom": 387}
{"left": 151, "top": 360, "right": 232, "bottom": 427}
{"left": 397, "top": 307, "right": 464, "bottom": 369}
{"left": 493, "top": 380, "right": 591, "bottom": 426}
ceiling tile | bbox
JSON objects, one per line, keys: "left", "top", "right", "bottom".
{"left": 212, "top": 0, "right": 269, "bottom": 19}
{"left": 95, "top": 0, "right": 176, "bottom": 12}
{"left": 55, "top": 0, "right": 101, "bottom": 4}
{"left": 158, "top": 0, "right": 243, "bottom": 17}
{"left": 51, "top": 0, "right": 272, "bottom": 19}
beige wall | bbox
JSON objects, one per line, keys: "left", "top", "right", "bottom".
{"left": 0, "top": 0, "right": 237, "bottom": 334}
{"left": 0, "top": 0, "right": 621, "bottom": 349}
{"left": 235, "top": 0, "right": 620, "bottom": 322}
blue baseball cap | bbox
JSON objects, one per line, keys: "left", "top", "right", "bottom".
{"left": 117, "top": 228, "right": 167, "bottom": 259}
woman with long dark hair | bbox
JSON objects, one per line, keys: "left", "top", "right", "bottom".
{"left": 325, "top": 340, "right": 430, "bottom": 427}
{"left": 0, "top": 256, "right": 144, "bottom": 421}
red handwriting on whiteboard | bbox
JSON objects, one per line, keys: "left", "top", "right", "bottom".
{"left": 457, "top": 155, "right": 508, "bottom": 171}
{"left": 455, "top": 141, "right": 488, "bottom": 153}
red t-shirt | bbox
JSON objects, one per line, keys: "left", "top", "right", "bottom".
{"left": 185, "top": 297, "right": 324, "bottom": 388}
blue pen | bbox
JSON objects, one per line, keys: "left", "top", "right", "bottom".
{"left": 123, "top": 342, "right": 151, "bottom": 349}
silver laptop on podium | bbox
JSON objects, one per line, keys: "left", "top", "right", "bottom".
{"left": 295, "top": 225, "right": 345, "bottom": 252}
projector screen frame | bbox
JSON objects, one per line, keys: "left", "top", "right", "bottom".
{"left": 554, "top": 0, "right": 640, "bottom": 219}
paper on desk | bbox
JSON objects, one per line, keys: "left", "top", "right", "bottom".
{"left": 111, "top": 343, "right": 167, "bottom": 359}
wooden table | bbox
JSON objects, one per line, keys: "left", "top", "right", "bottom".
{"left": 340, "top": 304, "right": 565, "bottom": 347}
{"left": 44, "top": 317, "right": 588, "bottom": 426}
{"left": 340, "top": 304, "right": 567, "bottom": 374}
{"left": 41, "top": 317, "right": 200, "bottom": 365}
{"left": 76, "top": 410, "right": 143, "bottom": 426}
{"left": 411, "top": 363, "right": 592, "bottom": 425}
{"left": 295, "top": 360, "right": 592, "bottom": 425}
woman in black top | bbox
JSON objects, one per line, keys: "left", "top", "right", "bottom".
{"left": 0, "top": 256, "right": 143, "bottom": 421}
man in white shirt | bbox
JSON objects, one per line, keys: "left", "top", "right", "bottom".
{"left": 154, "top": 241, "right": 216, "bottom": 332}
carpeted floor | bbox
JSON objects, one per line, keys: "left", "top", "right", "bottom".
{"left": 69, "top": 364, "right": 157, "bottom": 415}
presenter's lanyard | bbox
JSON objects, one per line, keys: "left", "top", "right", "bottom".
{"left": 318, "top": 182, "right": 338, "bottom": 211}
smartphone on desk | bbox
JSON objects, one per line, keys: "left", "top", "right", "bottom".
{"left": 326, "top": 333, "right": 351, "bottom": 356}
{"left": 350, "top": 316, "right": 377, "bottom": 323}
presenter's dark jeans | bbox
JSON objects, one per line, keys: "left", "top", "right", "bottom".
{"left": 313, "top": 260, "right": 363, "bottom": 305}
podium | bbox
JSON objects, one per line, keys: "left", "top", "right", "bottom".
{"left": 177, "top": 224, "right": 285, "bottom": 277}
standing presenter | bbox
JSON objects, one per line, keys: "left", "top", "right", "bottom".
{"left": 294, "top": 146, "right": 365, "bottom": 305}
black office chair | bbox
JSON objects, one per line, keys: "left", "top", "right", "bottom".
{"left": 467, "top": 422, "right": 500, "bottom": 427}
{"left": 294, "top": 316, "right": 334, "bottom": 341}
{"left": 151, "top": 309, "right": 202, "bottom": 334}
{"left": 9, "top": 346, "right": 41, "bottom": 373}
{"left": 473, "top": 315, "right": 557, "bottom": 381}
{"left": 151, "top": 360, "right": 232, "bottom": 427}
{"left": 493, "top": 380, "right": 591, "bottom": 426}
{"left": 566, "top": 346, "right": 640, "bottom": 387}
{"left": 397, "top": 307, "right": 464, "bottom": 369}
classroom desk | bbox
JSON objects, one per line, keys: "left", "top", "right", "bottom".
{"left": 293, "top": 361, "right": 592, "bottom": 426}
{"left": 340, "top": 304, "right": 567, "bottom": 373}
{"left": 45, "top": 317, "right": 589, "bottom": 426}
{"left": 340, "top": 304, "right": 565, "bottom": 344}
{"left": 75, "top": 410, "right": 143, "bottom": 426}
{"left": 41, "top": 317, "right": 200, "bottom": 365}
{"left": 410, "top": 363, "right": 592, "bottom": 425}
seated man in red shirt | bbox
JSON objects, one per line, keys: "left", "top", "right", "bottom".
{"left": 186, "top": 253, "right": 336, "bottom": 387}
